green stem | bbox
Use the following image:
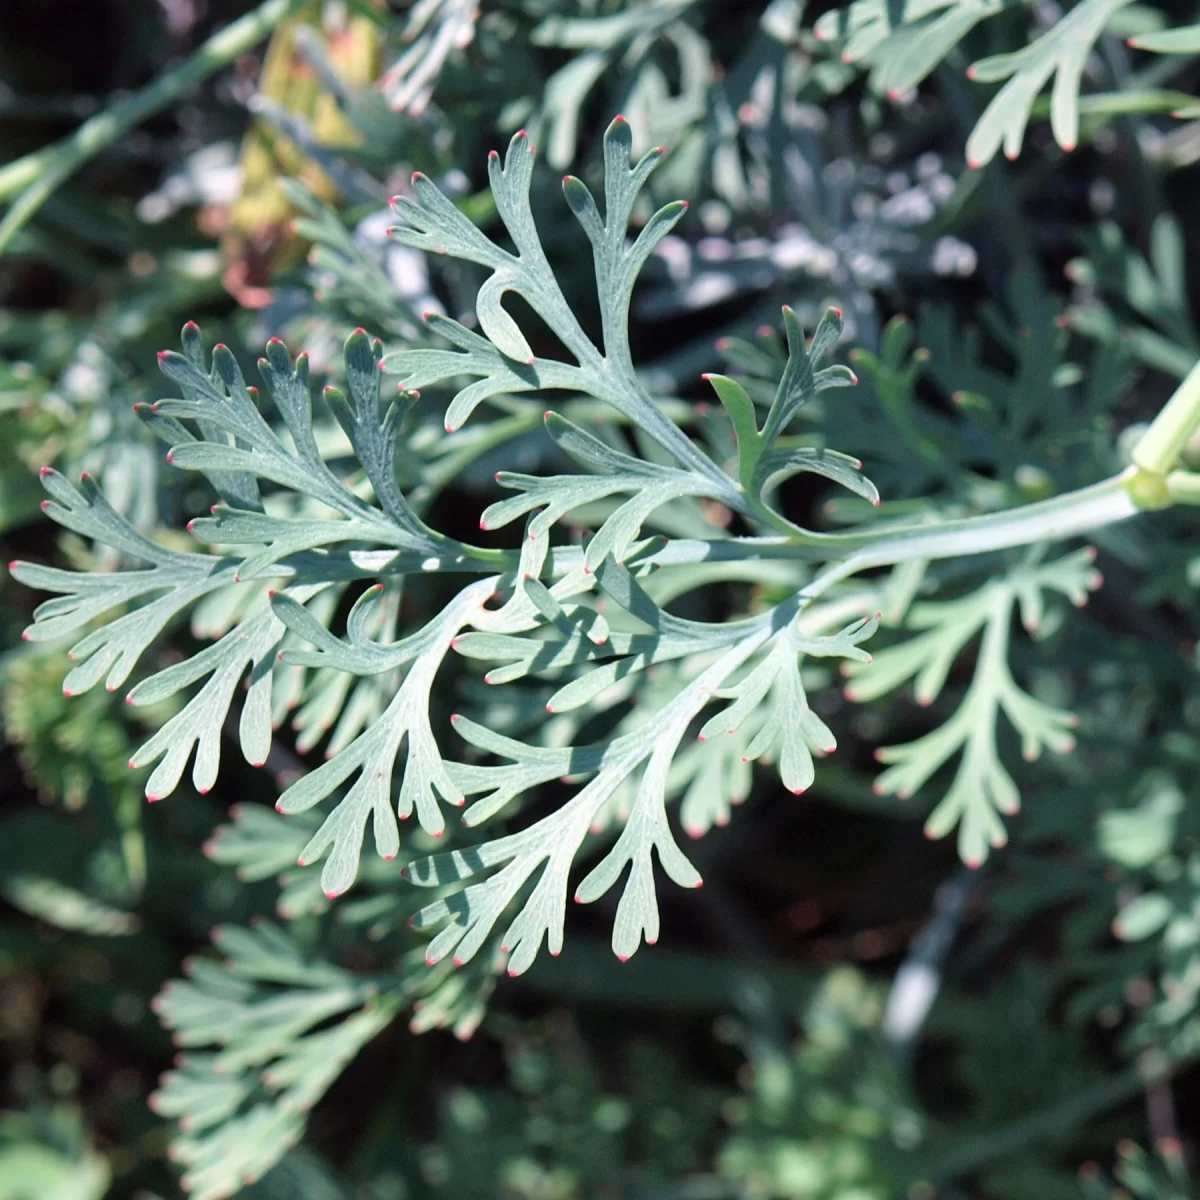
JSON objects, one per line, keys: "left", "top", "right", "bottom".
{"left": 782, "top": 470, "right": 1139, "bottom": 591}
{"left": 1133, "top": 355, "right": 1200, "bottom": 475}
{"left": 0, "top": 0, "right": 308, "bottom": 255}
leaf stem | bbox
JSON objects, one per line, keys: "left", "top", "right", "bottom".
{"left": 1133, "top": 354, "right": 1200, "bottom": 475}
{"left": 0, "top": 0, "right": 308, "bottom": 254}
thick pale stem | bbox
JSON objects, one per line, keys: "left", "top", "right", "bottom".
{"left": 1132, "top": 356, "right": 1200, "bottom": 475}
{"left": 799, "top": 471, "right": 1139, "bottom": 605}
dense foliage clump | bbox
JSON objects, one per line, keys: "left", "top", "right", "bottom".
{"left": 5, "top": 1, "right": 1200, "bottom": 1196}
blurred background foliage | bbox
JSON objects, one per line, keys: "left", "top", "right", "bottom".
{"left": 4, "top": 0, "right": 1200, "bottom": 1196}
